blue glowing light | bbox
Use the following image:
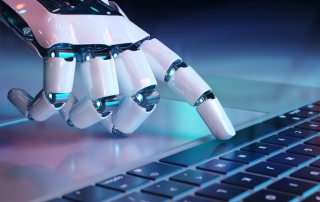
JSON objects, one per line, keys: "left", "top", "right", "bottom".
{"left": 90, "top": 7, "right": 99, "bottom": 13}
{"left": 19, "top": 9, "right": 26, "bottom": 14}
{"left": 59, "top": 52, "right": 75, "bottom": 58}
{"left": 0, "top": 118, "right": 28, "bottom": 128}
{"left": 114, "top": 144, "right": 120, "bottom": 155}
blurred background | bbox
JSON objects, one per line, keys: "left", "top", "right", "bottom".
{"left": 117, "top": 0, "right": 320, "bottom": 85}
{"left": 1, "top": 0, "right": 320, "bottom": 120}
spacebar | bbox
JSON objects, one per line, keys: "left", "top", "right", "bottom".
{"left": 160, "top": 123, "right": 284, "bottom": 167}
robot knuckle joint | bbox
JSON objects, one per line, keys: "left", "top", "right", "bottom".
{"left": 195, "top": 91, "right": 215, "bottom": 106}
{"left": 93, "top": 95, "right": 118, "bottom": 117}
{"left": 132, "top": 85, "right": 160, "bottom": 109}
{"left": 45, "top": 92, "right": 69, "bottom": 108}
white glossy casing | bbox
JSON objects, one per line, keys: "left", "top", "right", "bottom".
{"left": 115, "top": 50, "right": 157, "bottom": 96}
{"left": 141, "top": 38, "right": 182, "bottom": 81}
{"left": 44, "top": 57, "right": 76, "bottom": 93}
{"left": 7, "top": 88, "right": 33, "bottom": 118}
{"left": 3, "top": 0, "right": 149, "bottom": 48}
{"left": 59, "top": 93, "right": 78, "bottom": 122}
{"left": 112, "top": 97, "right": 156, "bottom": 133}
{"left": 80, "top": 57, "right": 119, "bottom": 100}
{"left": 98, "top": 116, "right": 113, "bottom": 133}
{"left": 29, "top": 90, "right": 61, "bottom": 121}
{"left": 101, "top": 0, "right": 109, "bottom": 5}
{"left": 168, "top": 66, "right": 211, "bottom": 106}
{"left": 197, "top": 97, "right": 236, "bottom": 140}
{"left": 69, "top": 96, "right": 106, "bottom": 129}
{"left": 109, "top": 1, "right": 128, "bottom": 19}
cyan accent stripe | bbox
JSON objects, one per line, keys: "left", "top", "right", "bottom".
{"left": 0, "top": 118, "right": 28, "bottom": 127}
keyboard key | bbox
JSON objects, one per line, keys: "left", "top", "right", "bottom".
{"left": 286, "top": 109, "right": 318, "bottom": 118}
{"left": 261, "top": 135, "right": 301, "bottom": 147}
{"left": 196, "top": 183, "right": 249, "bottom": 201}
{"left": 287, "top": 144, "right": 320, "bottom": 157}
{"left": 301, "top": 104, "right": 320, "bottom": 112}
{"left": 279, "top": 128, "right": 317, "bottom": 139}
{"left": 127, "top": 162, "right": 182, "bottom": 180}
{"left": 97, "top": 174, "right": 149, "bottom": 192}
{"left": 246, "top": 162, "right": 294, "bottom": 178}
{"left": 296, "top": 121, "right": 320, "bottom": 131}
{"left": 241, "top": 142, "right": 283, "bottom": 155}
{"left": 311, "top": 159, "right": 320, "bottom": 168}
{"left": 302, "top": 192, "right": 320, "bottom": 202}
{"left": 291, "top": 167, "right": 320, "bottom": 182}
{"left": 263, "top": 115, "right": 303, "bottom": 126}
{"left": 268, "top": 178, "right": 319, "bottom": 197}
{"left": 267, "top": 152, "right": 313, "bottom": 167}
{"left": 112, "top": 192, "right": 168, "bottom": 202}
{"left": 305, "top": 136, "right": 320, "bottom": 147}
{"left": 142, "top": 180, "right": 194, "bottom": 199}
{"left": 176, "top": 195, "right": 212, "bottom": 202}
{"left": 220, "top": 150, "right": 265, "bottom": 165}
{"left": 221, "top": 172, "right": 272, "bottom": 191}
{"left": 63, "top": 186, "right": 121, "bottom": 202}
{"left": 169, "top": 169, "right": 219, "bottom": 187}
{"left": 244, "top": 189, "right": 299, "bottom": 202}
{"left": 160, "top": 123, "right": 284, "bottom": 167}
{"left": 197, "top": 159, "right": 244, "bottom": 176}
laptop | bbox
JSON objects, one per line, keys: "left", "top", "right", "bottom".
{"left": 1, "top": 1, "right": 320, "bottom": 201}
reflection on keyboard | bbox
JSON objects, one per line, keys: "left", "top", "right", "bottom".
{"left": 48, "top": 101, "right": 320, "bottom": 202}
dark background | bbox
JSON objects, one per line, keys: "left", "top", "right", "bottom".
{"left": 114, "top": 0, "right": 320, "bottom": 86}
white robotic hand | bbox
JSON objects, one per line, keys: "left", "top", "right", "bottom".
{"left": 2, "top": 0, "right": 235, "bottom": 140}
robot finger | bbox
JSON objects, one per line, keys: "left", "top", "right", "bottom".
{"left": 59, "top": 92, "right": 78, "bottom": 127}
{"left": 29, "top": 56, "right": 76, "bottom": 121}
{"left": 69, "top": 55, "right": 119, "bottom": 129}
{"left": 100, "top": 85, "right": 160, "bottom": 135}
{"left": 8, "top": 57, "right": 76, "bottom": 121}
{"left": 141, "top": 38, "right": 235, "bottom": 140}
{"left": 112, "top": 95, "right": 157, "bottom": 134}
{"left": 7, "top": 88, "right": 34, "bottom": 119}
{"left": 110, "top": 49, "right": 159, "bottom": 134}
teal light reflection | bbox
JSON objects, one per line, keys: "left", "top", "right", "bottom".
{"left": 139, "top": 100, "right": 211, "bottom": 140}
{"left": 114, "top": 144, "right": 120, "bottom": 155}
{"left": 59, "top": 52, "right": 75, "bottom": 58}
{"left": 90, "top": 7, "right": 99, "bottom": 13}
{"left": 0, "top": 118, "right": 28, "bottom": 128}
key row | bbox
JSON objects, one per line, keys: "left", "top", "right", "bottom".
{"left": 54, "top": 152, "right": 320, "bottom": 202}
{"left": 49, "top": 103, "right": 320, "bottom": 202}
{"left": 52, "top": 164, "right": 320, "bottom": 202}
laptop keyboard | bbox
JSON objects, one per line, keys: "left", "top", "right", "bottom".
{"left": 48, "top": 101, "right": 320, "bottom": 202}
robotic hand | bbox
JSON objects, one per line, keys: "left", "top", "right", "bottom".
{"left": 1, "top": 0, "right": 236, "bottom": 140}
